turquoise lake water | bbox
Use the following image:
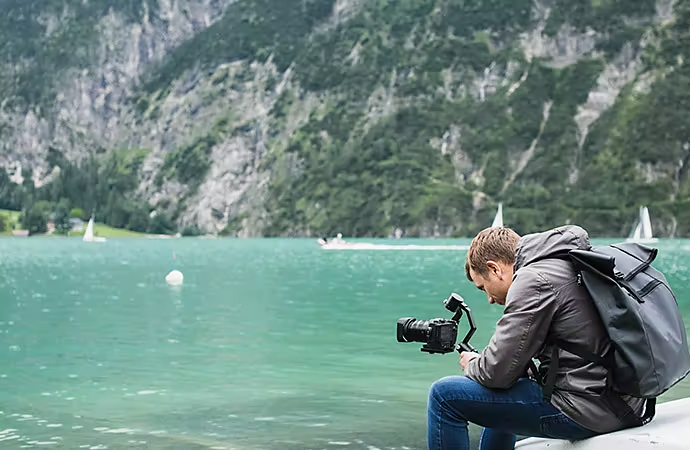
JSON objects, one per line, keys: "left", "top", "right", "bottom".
{"left": 0, "top": 237, "right": 688, "bottom": 449}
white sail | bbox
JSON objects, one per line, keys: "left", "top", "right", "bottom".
{"left": 83, "top": 216, "right": 106, "bottom": 243}
{"left": 627, "top": 206, "right": 657, "bottom": 243}
{"left": 641, "top": 206, "right": 653, "bottom": 240}
{"left": 629, "top": 221, "right": 642, "bottom": 240}
{"left": 491, "top": 203, "right": 503, "bottom": 228}
{"left": 83, "top": 217, "right": 94, "bottom": 241}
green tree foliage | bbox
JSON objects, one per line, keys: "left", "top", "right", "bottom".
{"left": 0, "top": 171, "right": 23, "bottom": 211}
{"left": 70, "top": 208, "right": 86, "bottom": 220}
{"left": 21, "top": 200, "right": 51, "bottom": 235}
{"left": 53, "top": 198, "right": 73, "bottom": 234}
{"left": 13, "top": 147, "right": 175, "bottom": 235}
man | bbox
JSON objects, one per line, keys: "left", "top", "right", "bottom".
{"left": 427, "top": 225, "right": 644, "bottom": 450}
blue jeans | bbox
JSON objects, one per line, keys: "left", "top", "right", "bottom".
{"left": 427, "top": 376, "right": 599, "bottom": 450}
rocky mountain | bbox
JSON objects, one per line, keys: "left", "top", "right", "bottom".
{"left": 1, "top": 0, "right": 689, "bottom": 237}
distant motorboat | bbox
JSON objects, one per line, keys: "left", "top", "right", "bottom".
{"left": 317, "top": 233, "right": 468, "bottom": 251}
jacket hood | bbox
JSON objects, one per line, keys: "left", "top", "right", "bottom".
{"left": 514, "top": 225, "right": 592, "bottom": 271}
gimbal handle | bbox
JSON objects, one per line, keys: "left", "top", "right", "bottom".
{"left": 448, "top": 293, "right": 478, "bottom": 353}
{"left": 457, "top": 341, "right": 477, "bottom": 353}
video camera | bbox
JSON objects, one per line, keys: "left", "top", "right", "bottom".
{"left": 396, "top": 293, "right": 477, "bottom": 354}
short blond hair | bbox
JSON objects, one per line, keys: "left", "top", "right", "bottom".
{"left": 465, "top": 227, "right": 520, "bottom": 281}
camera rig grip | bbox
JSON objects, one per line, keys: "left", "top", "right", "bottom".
{"left": 447, "top": 293, "right": 478, "bottom": 353}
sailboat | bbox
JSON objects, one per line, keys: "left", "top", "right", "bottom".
{"left": 83, "top": 215, "right": 106, "bottom": 243}
{"left": 626, "top": 206, "right": 657, "bottom": 244}
{"left": 491, "top": 202, "right": 504, "bottom": 228}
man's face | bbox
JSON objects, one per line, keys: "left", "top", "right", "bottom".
{"left": 469, "top": 261, "right": 514, "bottom": 305}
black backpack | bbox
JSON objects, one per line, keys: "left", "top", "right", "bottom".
{"left": 538, "top": 242, "right": 690, "bottom": 427}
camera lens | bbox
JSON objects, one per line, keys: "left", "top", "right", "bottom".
{"left": 396, "top": 318, "right": 431, "bottom": 343}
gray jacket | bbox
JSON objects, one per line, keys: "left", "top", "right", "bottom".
{"left": 465, "top": 225, "right": 644, "bottom": 433}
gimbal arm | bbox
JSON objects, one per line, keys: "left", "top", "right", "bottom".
{"left": 450, "top": 299, "right": 478, "bottom": 353}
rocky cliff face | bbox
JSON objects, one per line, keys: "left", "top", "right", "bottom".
{"left": 2, "top": 0, "right": 689, "bottom": 237}
{"left": 1, "top": 0, "right": 229, "bottom": 182}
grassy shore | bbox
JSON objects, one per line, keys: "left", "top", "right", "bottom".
{"left": 69, "top": 222, "right": 148, "bottom": 238}
{"left": 0, "top": 209, "right": 148, "bottom": 237}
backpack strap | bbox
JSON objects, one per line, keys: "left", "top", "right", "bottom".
{"left": 541, "top": 339, "right": 656, "bottom": 428}
{"left": 642, "top": 398, "right": 656, "bottom": 424}
{"left": 527, "top": 359, "right": 540, "bottom": 381}
{"left": 604, "top": 390, "right": 657, "bottom": 428}
{"left": 541, "top": 343, "right": 559, "bottom": 402}
{"left": 541, "top": 339, "right": 614, "bottom": 402}
{"left": 609, "top": 243, "right": 658, "bottom": 281}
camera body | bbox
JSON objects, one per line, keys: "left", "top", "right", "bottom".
{"left": 396, "top": 317, "right": 458, "bottom": 354}
{"left": 396, "top": 293, "right": 477, "bottom": 354}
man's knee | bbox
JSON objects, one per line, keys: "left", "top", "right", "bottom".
{"left": 429, "top": 375, "right": 477, "bottom": 405}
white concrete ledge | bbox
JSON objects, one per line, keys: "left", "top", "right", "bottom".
{"left": 515, "top": 398, "right": 690, "bottom": 449}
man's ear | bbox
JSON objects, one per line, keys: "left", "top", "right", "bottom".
{"left": 486, "top": 260, "right": 501, "bottom": 277}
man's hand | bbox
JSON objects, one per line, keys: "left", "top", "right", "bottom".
{"left": 459, "top": 351, "right": 479, "bottom": 371}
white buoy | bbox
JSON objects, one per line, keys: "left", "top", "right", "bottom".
{"left": 166, "top": 251, "right": 183, "bottom": 286}
{"left": 166, "top": 269, "right": 184, "bottom": 286}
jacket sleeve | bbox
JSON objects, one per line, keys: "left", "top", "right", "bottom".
{"left": 464, "top": 268, "right": 558, "bottom": 389}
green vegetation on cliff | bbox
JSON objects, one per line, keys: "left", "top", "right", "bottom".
{"left": 259, "top": 0, "right": 676, "bottom": 237}
{"left": 0, "top": 0, "right": 153, "bottom": 110}
{"left": 3, "top": 0, "right": 690, "bottom": 237}
{"left": 575, "top": 0, "right": 690, "bottom": 236}
{"left": 139, "top": 0, "right": 336, "bottom": 96}
{"left": 6, "top": 147, "right": 178, "bottom": 236}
